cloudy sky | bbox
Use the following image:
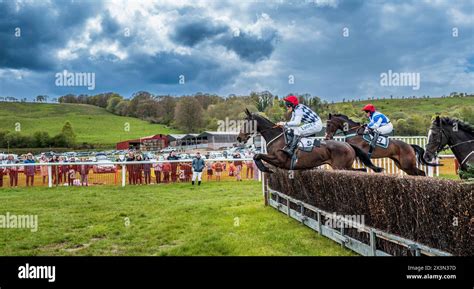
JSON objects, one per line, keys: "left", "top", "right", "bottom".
{"left": 0, "top": 0, "right": 473, "bottom": 101}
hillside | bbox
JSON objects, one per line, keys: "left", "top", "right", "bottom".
{"left": 324, "top": 96, "right": 474, "bottom": 135}
{"left": 0, "top": 103, "right": 179, "bottom": 148}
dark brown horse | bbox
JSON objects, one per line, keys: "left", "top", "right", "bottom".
{"left": 424, "top": 116, "right": 474, "bottom": 173}
{"left": 325, "top": 113, "right": 439, "bottom": 176}
{"left": 237, "top": 109, "right": 383, "bottom": 173}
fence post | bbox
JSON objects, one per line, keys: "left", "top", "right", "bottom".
{"left": 370, "top": 229, "right": 377, "bottom": 256}
{"left": 48, "top": 165, "right": 52, "bottom": 188}
{"left": 122, "top": 164, "right": 126, "bottom": 187}
{"left": 436, "top": 157, "right": 440, "bottom": 177}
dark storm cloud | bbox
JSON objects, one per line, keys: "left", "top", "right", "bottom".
{"left": 0, "top": 0, "right": 472, "bottom": 100}
{"left": 218, "top": 29, "right": 278, "bottom": 62}
{"left": 171, "top": 17, "right": 229, "bottom": 46}
{"left": 0, "top": 1, "right": 103, "bottom": 71}
{"left": 170, "top": 14, "right": 278, "bottom": 63}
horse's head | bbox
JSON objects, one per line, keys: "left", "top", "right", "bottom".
{"left": 325, "top": 113, "right": 346, "bottom": 139}
{"left": 237, "top": 108, "right": 254, "bottom": 144}
{"left": 424, "top": 116, "right": 447, "bottom": 162}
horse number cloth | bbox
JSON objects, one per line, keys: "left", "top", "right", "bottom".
{"left": 362, "top": 134, "right": 390, "bottom": 149}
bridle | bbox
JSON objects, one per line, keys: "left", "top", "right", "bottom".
{"left": 242, "top": 119, "right": 283, "bottom": 147}
{"left": 430, "top": 125, "right": 474, "bottom": 166}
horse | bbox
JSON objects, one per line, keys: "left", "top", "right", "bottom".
{"left": 424, "top": 116, "right": 474, "bottom": 173}
{"left": 325, "top": 113, "right": 440, "bottom": 176}
{"left": 237, "top": 109, "right": 383, "bottom": 173}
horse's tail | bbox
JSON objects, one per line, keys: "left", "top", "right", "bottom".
{"left": 411, "top": 144, "right": 443, "bottom": 167}
{"left": 349, "top": 144, "right": 384, "bottom": 173}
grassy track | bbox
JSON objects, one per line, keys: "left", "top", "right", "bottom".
{"left": 0, "top": 181, "right": 355, "bottom": 256}
{"left": 0, "top": 102, "right": 178, "bottom": 147}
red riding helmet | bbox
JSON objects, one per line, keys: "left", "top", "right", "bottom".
{"left": 283, "top": 95, "right": 299, "bottom": 107}
{"left": 362, "top": 104, "right": 376, "bottom": 113}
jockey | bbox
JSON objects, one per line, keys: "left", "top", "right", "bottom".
{"left": 362, "top": 104, "right": 393, "bottom": 157}
{"left": 276, "top": 95, "right": 323, "bottom": 157}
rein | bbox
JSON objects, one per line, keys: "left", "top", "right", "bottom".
{"left": 327, "top": 119, "right": 364, "bottom": 137}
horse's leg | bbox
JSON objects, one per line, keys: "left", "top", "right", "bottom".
{"left": 254, "top": 153, "right": 282, "bottom": 173}
{"left": 390, "top": 154, "right": 426, "bottom": 176}
{"left": 253, "top": 154, "right": 272, "bottom": 172}
{"left": 326, "top": 143, "right": 360, "bottom": 171}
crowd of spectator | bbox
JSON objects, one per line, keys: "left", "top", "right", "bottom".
{"left": 0, "top": 150, "right": 257, "bottom": 188}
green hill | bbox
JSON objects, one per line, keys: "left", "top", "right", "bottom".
{"left": 0, "top": 103, "right": 179, "bottom": 148}
{"left": 324, "top": 96, "right": 474, "bottom": 135}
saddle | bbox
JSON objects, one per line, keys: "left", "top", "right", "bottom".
{"left": 283, "top": 131, "right": 321, "bottom": 152}
{"left": 362, "top": 133, "right": 390, "bottom": 149}
{"left": 283, "top": 129, "right": 322, "bottom": 170}
{"left": 297, "top": 137, "right": 321, "bottom": 152}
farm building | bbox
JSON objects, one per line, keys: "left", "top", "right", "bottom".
{"left": 116, "top": 134, "right": 169, "bottom": 151}
{"left": 168, "top": 131, "right": 239, "bottom": 150}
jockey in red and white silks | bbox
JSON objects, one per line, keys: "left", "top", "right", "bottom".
{"left": 277, "top": 95, "right": 323, "bottom": 156}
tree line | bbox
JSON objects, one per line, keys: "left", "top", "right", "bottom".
{"left": 0, "top": 122, "right": 77, "bottom": 149}
{"left": 57, "top": 91, "right": 331, "bottom": 133}
{"left": 56, "top": 91, "right": 473, "bottom": 136}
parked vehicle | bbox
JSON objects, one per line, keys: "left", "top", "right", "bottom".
{"left": 92, "top": 153, "right": 116, "bottom": 173}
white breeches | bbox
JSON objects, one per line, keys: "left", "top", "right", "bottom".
{"left": 292, "top": 120, "right": 323, "bottom": 136}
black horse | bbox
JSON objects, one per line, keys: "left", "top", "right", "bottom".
{"left": 424, "top": 116, "right": 474, "bottom": 173}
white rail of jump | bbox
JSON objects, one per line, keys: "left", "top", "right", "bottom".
{"left": 266, "top": 187, "right": 452, "bottom": 256}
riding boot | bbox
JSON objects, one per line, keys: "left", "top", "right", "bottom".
{"left": 282, "top": 135, "right": 300, "bottom": 157}
{"left": 368, "top": 131, "right": 380, "bottom": 158}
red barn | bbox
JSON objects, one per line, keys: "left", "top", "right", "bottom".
{"left": 116, "top": 134, "right": 169, "bottom": 151}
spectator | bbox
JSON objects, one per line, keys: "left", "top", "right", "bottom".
{"left": 206, "top": 162, "right": 213, "bottom": 181}
{"left": 233, "top": 153, "right": 243, "bottom": 181}
{"left": 183, "top": 162, "right": 192, "bottom": 182}
{"left": 162, "top": 162, "right": 171, "bottom": 183}
{"left": 153, "top": 160, "right": 163, "bottom": 184}
{"left": 135, "top": 154, "right": 144, "bottom": 185}
{"left": 143, "top": 156, "right": 152, "bottom": 185}
{"left": 6, "top": 154, "right": 19, "bottom": 187}
{"left": 178, "top": 163, "right": 186, "bottom": 182}
{"left": 214, "top": 161, "right": 223, "bottom": 182}
{"left": 39, "top": 154, "right": 49, "bottom": 185}
{"left": 0, "top": 155, "right": 5, "bottom": 188}
{"left": 167, "top": 151, "right": 180, "bottom": 182}
{"left": 68, "top": 158, "right": 77, "bottom": 186}
{"left": 79, "top": 158, "right": 91, "bottom": 186}
{"left": 228, "top": 162, "right": 235, "bottom": 176}
{"left": 59, "top": 156, "right": 68, "bottom": 185}
{"left": 24, "top": 153, "right": 36, "bottom": 187}
{"left": 245, "top": 153, "right": 254, "bottom": 179}
{"left": 126, "top": 151, "right": 135, "bottom": 185}
{"left": 51, "top": 155, "right": 60, "bottom": 185}
{"left": 191, "top": 152, "right": 205, "bottom": 186}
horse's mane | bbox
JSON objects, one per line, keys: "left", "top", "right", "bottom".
{"left": 331, "top": 114, "right": 360, "bottom": 125}
{"left": 252, "top": 113, "right": 275, "bottom": 127}
{"left": 439, "top": 117, "right": 474, "bottom": 135}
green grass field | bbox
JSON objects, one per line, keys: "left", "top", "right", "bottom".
{"left": 0, "top": 102, "right": 179, "bottom": 147}
{"left": 0, "top": 181, "right": 355, "bottom": 256}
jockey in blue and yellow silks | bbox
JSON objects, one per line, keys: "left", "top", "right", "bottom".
{"left": 362, "top": 104, "right": 393, "bottom": 157}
